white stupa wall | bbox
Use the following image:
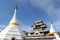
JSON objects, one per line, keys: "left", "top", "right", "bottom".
{"left": 0, "top": 6, "right": 25, "bottom": 40}
{"left": 50, "top": 23, "right": 55, "bottom": 33}
{"left": 50, "top": 22, "right": 60, "bottom": 40}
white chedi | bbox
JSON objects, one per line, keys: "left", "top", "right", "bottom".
{"left": 54, "top": 34, "right": 60, "bottom": 40}
{"left": 0, "top": 6, "right": 25, "bottom": 40}
{"left": 50, "top": 22, "right": 56, "bottom": 34}
{"left": 50, "top": 22, "right": 60, "bottom": 40}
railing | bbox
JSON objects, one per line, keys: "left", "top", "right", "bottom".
{"left": 25, "top": 35, "right": 55, "bottom": 39}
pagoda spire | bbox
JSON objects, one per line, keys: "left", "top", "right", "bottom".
{"left": 49, "top": 21, "right": 56, "bottom": 34}
{"left": 9, "top": 5, "right": 19, "bottom": 26}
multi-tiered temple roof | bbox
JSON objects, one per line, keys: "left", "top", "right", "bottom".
{"left": 25, "top": 20, "right": 55, "bottom": 40}
{"left": 30, "top": 20, "right": 49, "bottom": 36}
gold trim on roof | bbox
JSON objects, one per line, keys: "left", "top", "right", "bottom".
{"left": 49, "top": 32, "right": 57, "bottom": 34}
{"left": 9, "top": 22, "right": 19, "bottom": 26}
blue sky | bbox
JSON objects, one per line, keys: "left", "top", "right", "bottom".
{"left": 0, "top": 0, "right": 60, "bottom": 32}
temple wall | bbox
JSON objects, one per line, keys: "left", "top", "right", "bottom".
{"left": 25, "top": 38, "right": 53, "bottom": 40}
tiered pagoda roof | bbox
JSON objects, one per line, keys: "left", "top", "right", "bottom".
{"left": 31, "top": 20, "right": 49, "bottom": 35}
{"left": 25, "top": 20, "right": 55, "bottom": 40}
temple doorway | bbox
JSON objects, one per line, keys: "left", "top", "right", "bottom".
{"left": 11, "top": 38, "right": 15, "bottom": 40}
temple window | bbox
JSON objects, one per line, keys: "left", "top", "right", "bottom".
{"left": 36, "top": 33, "right": 38, "bottom": 35}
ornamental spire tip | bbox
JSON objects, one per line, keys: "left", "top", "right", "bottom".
{"left": 14, "top": 5, "right": 18, "bottom": 10}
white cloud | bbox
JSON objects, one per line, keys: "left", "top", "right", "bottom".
{"left": 46, "top": 20, "right": 60, "bottom": 31}
{"left": 10, "top": 0, "right": 60, "bottom": 32}
{"left": 0, "top": 25, "right": 6, "bottom": 31}
{"left": 29, "top": 0, "right": 60, "bottom": 31}
{"left": 20, "top": 25, "right": 32, "bottom": 32}
{"left": 30, "top": 0, "right": 60, "bottom": 18}
{"left": 18, "top": 21, "right": 32, "bottom": 32}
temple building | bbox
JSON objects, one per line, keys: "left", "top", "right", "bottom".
{"left": 0, "top": 6, "right": 25, "bottom": 40}
{"left": 29, "top": 20, "right": 49, "bottom": 36}
{"left": 25, "top": 20, "right": 55, "bottom": 40}
{"left": 0, "top": 5, "right": 60, "bottom": 40}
